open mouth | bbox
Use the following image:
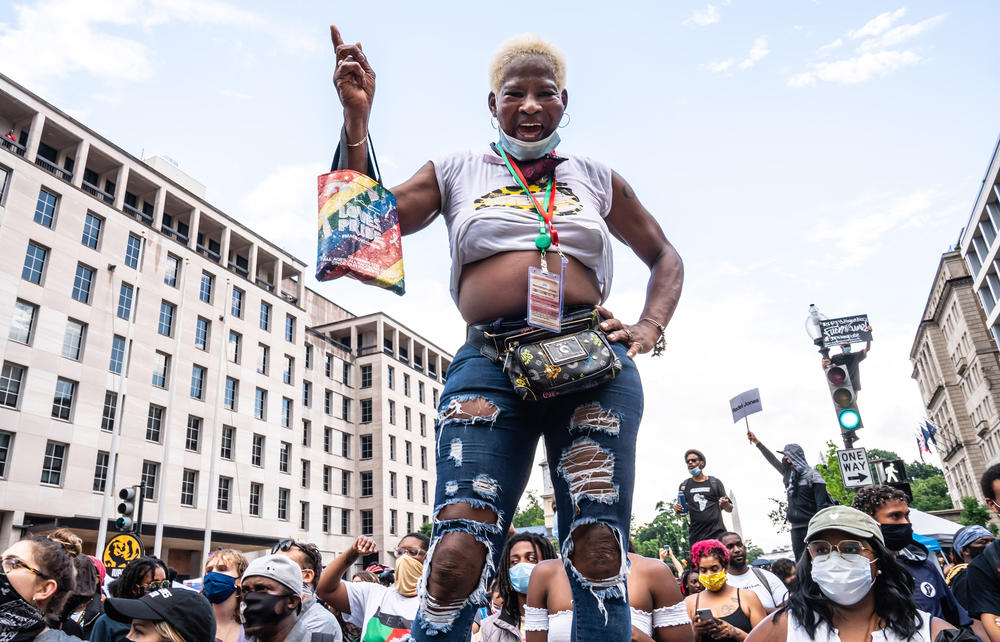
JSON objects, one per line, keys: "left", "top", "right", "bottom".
{"left": 516, "top": 123, "right": 544, "bottom": 139}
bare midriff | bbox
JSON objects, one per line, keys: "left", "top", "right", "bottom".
{"left": 457, "top": 250, "right": 601, "bottom": 324}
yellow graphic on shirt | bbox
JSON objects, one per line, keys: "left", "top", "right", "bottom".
{"left": 474, "top": 181, "right": 582, "bottom": 217}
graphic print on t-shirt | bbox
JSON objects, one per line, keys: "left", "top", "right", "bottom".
{"left": 362, "top": 606, "right": 412, "bottom": 642}
{"left": 689, "top": 487, "right": 710, "bottom": 512}
{"left": 473, "top": 181, "right": 583, "bottom": 217}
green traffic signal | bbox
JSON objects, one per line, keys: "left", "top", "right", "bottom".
{"left": 839, "top": 408, "right": 861, "bottom": 430}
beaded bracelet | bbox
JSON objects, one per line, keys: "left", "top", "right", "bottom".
{"left": 639, "top": 317, "right": 666, "bottom": 357}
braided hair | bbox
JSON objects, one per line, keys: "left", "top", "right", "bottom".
{"left": 496, "top": 533, "right": 556, "bottom": 629}
{"left": 110, "top": 556, "right": 167, "bottom": 598}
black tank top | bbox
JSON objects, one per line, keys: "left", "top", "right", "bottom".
{"left": 696, "top": 589, "right": 753, "bottom": 639}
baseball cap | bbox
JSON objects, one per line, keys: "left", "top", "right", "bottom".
{"left": 242, "top": 553, "right": 303, "bottom": 596}
{"left": 805, "top": 506, "right": 884, "bottom": 545}
{"left": 105, "top": 587, "right": 215, "bottom": 642}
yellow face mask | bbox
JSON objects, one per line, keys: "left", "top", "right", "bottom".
{"left": 699, "top": 569, "right": 727, "bottom": 592}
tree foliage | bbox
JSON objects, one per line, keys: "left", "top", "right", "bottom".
{"left": 960, "top": 496, "right": 993, "bottom": 527}
{"left": 768, "top": 497, "right": 790, "bottom": 533}
{"left": 632, "top": 506, "right": 690, "bottom": 563}
{"left": 910, "top": 475, "right": 953, "bottom": 511}
{"left": 745, "top": 540, "right": 765, "bottom": 564}
{"left": 816, "top": 441, "right": 855, "bottom": 506}
{"left": 907, "top": 462, "right": 944, "bottom": 481}
{"left": 512, "top": 491, "right": 545, "bottom": 528}
{"left": 419, "top": 521, "right": 433, "bottom": 538}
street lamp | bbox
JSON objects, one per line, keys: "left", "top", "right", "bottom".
{"left": 804, "top": 304, "right": 830, "bottom": 359}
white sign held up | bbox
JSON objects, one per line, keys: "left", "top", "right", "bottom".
{"left": 730, "top": 388, "right": 763, "bottom": 424}
{"left": 837, "top": 448, "right": 871, "bottom": 488}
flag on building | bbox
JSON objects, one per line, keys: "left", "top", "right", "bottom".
{"left": 916, "top": 434, "right": 925, "bottom": 462}
{"left": 923, "top": 419, "right": 938, "bottom": 445}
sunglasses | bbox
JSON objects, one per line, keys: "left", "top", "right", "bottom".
{"left": 806, "top": 539, "right": 873, "bottom": 559}
{"left": 272, "top": 539, "right": 299, "bottom": 555}
{"left": 1, "top": 556, "right": 48, "bottom": 579}
{"left": 142, "top": 580, "right": 171, "bottom": 593}
{"left": 685, "top": 459, "right": 700, "bottom": 464}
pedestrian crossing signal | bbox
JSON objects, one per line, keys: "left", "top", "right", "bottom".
{"left": 826, "top": 365, "right": 863, "bottom": 431}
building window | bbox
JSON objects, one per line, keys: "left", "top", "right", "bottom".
{"left": 141, "top": 461, "right": 158, "bottom": 500}
{"left": 221, "top": 425, "right": 235, "bottom": 460}
{"left": 228, "top": 331, "right": 242, "bottom": 364}
{"left": 407, "top": 513, "right": 414, "bottom": 534}
{"left": 341, "top": 509, "right": 351, "bottom": 535}
{"left": 195, "top": 317, "right": 209, "bottom": 350}
{"left": 224, "top": 377, "right": 238, "bottom": 410}
{"left": 61, "top": 319, "right": 86, "bottom": 360}
{"left": 10, "top": 300, "right": 37, "bottom": 344}
{"left": 305, "top": 344, "right": 313, "bottom": 369}
{"left": 388, "top": 400, "right": 396, "bottom": 425}
{"left": 433, "top": 389, "right": 439, "bottom": 408}
{"left": 361, "top": 364, "right": 372, "bottom": 388}
{"left": 279, "top": 442, "right": 291, "bottom": 473}
{"left": 33, "top": 188, "right": 57, "bottom": 227}
{"left": 146, "top": 405, "right": 164, "bottom": 442}
{"left": 81, "top": 213, "right": 103, "bottom": 249}
{"left": 387, "top": 365, "right": 395, "bottom": 389}
{"left": 421, "top": 446, "right": 427, "bottom": 470}
{"left": 231, "top": 287, "right": 244, "bottom": 317}
{"left": 251, "top": 434, "right": 265, "bottom": 467}
{"left": 109, "top": 335, "right": 126, "bottom": 374}
{"left": 218, "top": 476, "right": 233, "bottom": 512}
{"left": 249, "top": 482, "right": 262, "bottom": 517}
{"left": 302, "top": 419, "right": 311, "bottom": 446}
{"left": 93, "top": 451, "right": 109, "bottom": 493}
{"left": 117, "top": 283, "right": 134, "bottom": 320}
{"left": 405, "top": 441, "right": 412, "bottom": 466}
{"left": 0, "top": 362, "right": 26, "bottom": 408}
{"left": 72, "top": 264, "right": 95, "bottom": 303}
{"left": 418, "top": 381, "right": 425, "bottom": 403}
{"left": 361, "top": 399, "right": 373, "bottom": 423}
{"left": 257, "top": 344, "right": 270, "bottom": 374}
{"left": 199, "top": 272, "right": 214, "bottom": 303}
{"left": 124, "top": 234, "right": 142, "bottom": 269}
{"left": 158, "top": 301, "right": 176, "bottom": 336}
{"left": 343, "top": 362, "right": 351, "bottom": 386}
{"left": 152, "top": 351, "right": 170, "bottom": 388}
{"left": 185, "top": 416, "right": 202, "bottom": 451}
{"left": 342, "top": 397, "right": 351, "bottom": 421}
{"left": 322, "top": 506, "right": 332, "bottom": 534}
{"left": 420, "top": 414, "right": 426, "bottom": 437}
{"left": 361, "top": 471, "right": 373, "bottom": 497}
{"left": 255, "top": 388, "right": 267, "bottom": 420}
{"left": 278, "top": 488, "right": 289, "bottom": 520}
{"left": 51, "top": 378, "right": 76, "bottom": 421}
{"left": 41, "top": 442, "right": 67, "bottom": 486}
{"left": 323, "top": 390, "right": 333, "bottom": 415}
{"left": 406, "top": 475, "right": 413, "bottom": 500}
{"left": 180, "top": 470, "right": 197, "bottom": 507}
{"left": 102, "top": 391, "right": 117, "bottom": 432}
{"left": 285, "top": 315, "right": 296, "bottom": 342}
{"left": 164, "top": 254, "right": 180, "bottom": 287}
{"left": 404, "top": 407, "right": 411, "bottom": 431}
{"left": 302, "top": 381, "right": 312, "bottom": 407}
{"left": 342, "top": 433, "right": 352, "bottom": 459}
{"left": 422, "top": 479, "right": 428, "bottom": 504}
{"left": 403, "top": 374, "right": 410, "bottom": 397}
{"left": 301, "top": 460, "right": 310, "bottom": 488}
{"left": 324, "top": 427, "right": 333, "bottom": 454}
{"left": 22, "top": 243, "right": 47, "bottom": 284}
{"left": 341, "top": 471, "right": 351, "bottom": 496}
{"left": 281, "top": 397, "right": 293, "bottom": 428}
{"left": 283, "top": 355, "right": 294, "bottom": 385}
{"left": 190, "top": 365, "right": 206, "bottom": 400}
{"left": 300, "top": 501, "right": 309, "bottom": 530}
{"left": 323, "top": 465, "right": 332, "bottom": 492}
{"left": 325, "top": 354, "right": 334, "bottom": 378}
{"left": 389, "top": 435, "right": 397, "bottom": 460}
{"left": 390, "top": 471, "right": 397, "bottom": 497}
{"left": 260, "top": 302, "right": 271, "bottom": 331}
{"left": 360, "top": 434, "right": 373, "bottom": 460}
{"left": 390, "top": 509, "right": 397, "bottom": 535}
{"left": 361, "top": 509, "right": 373, "bottom": 535}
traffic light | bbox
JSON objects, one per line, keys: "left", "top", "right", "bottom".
{"left": 116, "top": 487, "right": 137, "bottom": 532}
{"left": 825, "top": 363, "right": 863, "bottom": 432}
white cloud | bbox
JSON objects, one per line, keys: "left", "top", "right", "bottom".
{"left": 703, "top": 59, "right": 734, "bottom": 74}
{"left": 816, "top": 38, "right": 843, "bottom": 57}
{"left": 859, "top": 14, "right": 945, "bottom": 52}
{"left": 738, "top": 37, "right": 769, "bottom": 69}
{"left": 788, "top": 49, "right": 920, "bottom": 86}
{"left": 684, "top": 4, "right": 720, "bottom": 26}
{"left": 849, "top": 8, "right": 907, "bottom": 39}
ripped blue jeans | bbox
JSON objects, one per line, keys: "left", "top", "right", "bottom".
{"left": 412, "top": 338, "right": 642, "bottom": 642}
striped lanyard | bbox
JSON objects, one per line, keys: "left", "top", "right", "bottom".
{"left": 497, "top": 143, "right": 562, "bottom": 271}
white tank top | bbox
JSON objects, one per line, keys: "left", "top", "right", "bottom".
{"left": 432, "top": 149, "right": 615, "bottom": 304}
{"left": 786, "top": 610, "right": 933, "bottom": 642}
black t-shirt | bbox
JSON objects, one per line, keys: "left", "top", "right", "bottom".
{"left": 679, "top": 476, "right": 727, "bottom": 544}
{"left": 830, "top": 351, "right": 866, "bottom": 390}
{"left": 967, "top": 542, "right": 1000, "bottom": 618}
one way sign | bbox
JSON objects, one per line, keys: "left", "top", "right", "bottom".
{"left": 837, "top": 448, "right": 872, "bottom": 488}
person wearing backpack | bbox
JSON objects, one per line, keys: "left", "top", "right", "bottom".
{"left": 745, "top": 433, "right": 834, "bottom": 561}
{"left": 719, "top": 532, "right": 788, "bottom": 614}
{"left": 673, "top": 449, "right": 732, "bottom": 545}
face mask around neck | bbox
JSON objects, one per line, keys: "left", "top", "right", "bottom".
{"left": 498, "top": 128, "right": 560, "bottom": 161}
{"left": 689, "top": 466, "right": 702, "bottom": 477}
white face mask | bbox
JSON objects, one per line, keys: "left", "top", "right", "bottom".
{"left": 498, "top": 128, "right": 561, "bottom": 161}
{"left": 811, "top": 553, "right": 875, "bottom": 605}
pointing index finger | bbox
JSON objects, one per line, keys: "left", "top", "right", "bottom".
{"left": 330, "top": 25, "right": 344, "bottom": 49}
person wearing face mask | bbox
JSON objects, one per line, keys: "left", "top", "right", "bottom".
{"left": 851, "top": 486, "right": 978, "bottom": 634}
{"left": 947, "top": 525, "right": 993, "bottom": 613}
{"left": 745, "top": 506, "right": 956, "bottom": 642}
{"left": 0, "top": 536, "right": 79, "bottom": 641}
{"left": 745, "top": 435, "right": 833, "bottom": 562}
{"left": 240, "top": 555, "right": 335, "bottom": 642}
{"left": 683, "top": 539, "right": 765, "bottom": 641}
{"left": 317, "top": 534, "right": 427, "bottom": 642}
{"left": 202, "top": 549, "right": 249, "bottom": 642}
{"left": 675, "top": 451, "right": 733, "bottom": 546}
{"left": 105, "top": 586, "right": 215, "bottom": 642}
{"left": 475, "top": 533, "right": 555, "bottom": 642}
{"left": 271, "top": 540, "right": 342, "bottom": 641}
{"left": 93, "top": 556, "right": 169, "bottom": 642}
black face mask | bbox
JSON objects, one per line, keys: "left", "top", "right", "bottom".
{"left": 0, "top": 572, "right": 47, "bottom": 642}
{"left": 966, "top": 545, "right": 988, "bottom": 559}
{"left": 880, "top": 522, "right": 913, "bottom": 551}
{"left": 240, "top": 591, "right": 294, "bottom": 630}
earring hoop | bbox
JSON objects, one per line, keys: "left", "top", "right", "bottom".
{"left": 559, "top": 112, "right": 571, "bottom": 128}
{"left": 490, "top": 116, "right": 499, "bottom": 130}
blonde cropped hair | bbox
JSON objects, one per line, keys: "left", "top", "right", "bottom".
{"left": 152, "top": 619, "right": 185, "bottom": 642}
{"left": 489, "top": 34, "right": 566, "bottom": 95}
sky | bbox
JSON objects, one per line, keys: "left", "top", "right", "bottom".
{"left": 3, "top": 0, "right": 999, "bottom": 551}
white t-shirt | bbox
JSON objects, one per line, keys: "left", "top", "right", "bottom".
{"left": 344, "top": 582, "right": 418, "bottom": 642}
{"left": 787, "top": 610, "right": 932, "bottom": 642}
{"left": 726, "top": 568, "right": 788, "bottom": 609}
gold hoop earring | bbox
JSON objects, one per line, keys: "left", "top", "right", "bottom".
{"left": 559, "top": 112, "right": 571, "bottom": 128}
{"left": 490, "top": 116, "right": 499, "bottom": 130}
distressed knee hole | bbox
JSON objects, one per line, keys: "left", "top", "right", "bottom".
{"left": 570, "top": 402, "right": 621, "bottom": 436}
{"left": 558, "top": 437, "right": 618, "bottom": 508}
{"left": 448, "top": 438, "right": 463, "bottom": 466}
{"left": 439, "top": 397, "right": 499, "bottom": 423}
{"left": 472, "top": 474, "right": 499, "bottom": 500}
{"left": 569, "top": 522, "right": 622, "bottom": 579}
{"left": 436, "top": 501, "right": 498, "bottom": 524}
{"left": 420, "top": 529, "right": 493, "bottom": 634}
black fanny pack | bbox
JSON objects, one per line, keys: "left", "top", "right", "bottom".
{"left": 466, "top": 307, "right": 622, "bottom": 401}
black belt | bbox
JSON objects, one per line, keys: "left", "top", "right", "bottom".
{"left": 466, "top": 305, "right": 600, "bottom": 363}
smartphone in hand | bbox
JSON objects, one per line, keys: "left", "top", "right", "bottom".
{"left": 696, "top": 609, "right": 715, "bottom": 622}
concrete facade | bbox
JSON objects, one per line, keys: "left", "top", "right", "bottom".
{"left": 0, "top": 72, "right": 448, "bottom": 576}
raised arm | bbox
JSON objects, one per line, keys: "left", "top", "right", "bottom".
{"left": 316, "top": 535, "right": 377, "bottom": 614}
{"left": 598, "top": 172, "right": 683, "bottom": 360}
{"left": 747, "top": 432, "right": 783, "bottom": 474}
{"left": 329, "top": 25, "right": 441, "bottom": 235}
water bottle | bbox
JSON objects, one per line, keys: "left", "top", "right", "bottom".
{"left": 677, "top": 491, "right": 687, "bottom": 514}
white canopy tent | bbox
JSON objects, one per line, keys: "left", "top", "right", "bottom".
{"left": 909, "top": 508, "right": 963, "bottom": 547}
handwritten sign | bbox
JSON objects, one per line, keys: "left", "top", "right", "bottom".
{"left": 730, "top": 388, "right": 762, "bottom": 423}
{"left": 820, "top": 315, "right": 871, "bottom": 348}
